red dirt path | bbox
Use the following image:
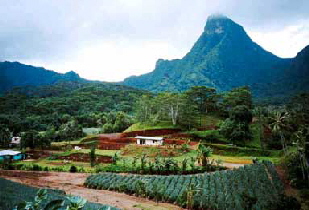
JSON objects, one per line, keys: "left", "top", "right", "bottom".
{"left": 0, "top": 170, "right": 182, "bottom": 210}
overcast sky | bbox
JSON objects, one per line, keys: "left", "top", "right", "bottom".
{"left": 1, "top": 0, "right": 308, "bottom": 82}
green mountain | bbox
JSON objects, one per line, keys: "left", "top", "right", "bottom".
{"left": 253, "top": 45, "right": 309, "bottom": 102}
{"left": 0, "top": 61, "right": 87, "bottom": 93}
{"left": 282, "top": 45, "right": 309, "bottom": 93}
{"left": 122, "top": 15, "right": 294, "bottom": 96}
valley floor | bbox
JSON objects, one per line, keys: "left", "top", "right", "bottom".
{"left": 0, "top": 170, "right": 182, "bottom": 210}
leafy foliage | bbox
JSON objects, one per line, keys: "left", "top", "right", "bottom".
{"left": 85, "top": 161, "right": 292, "bottom": 209}
{"left": 0, "top": 178, "right": 115, "bottom": 210}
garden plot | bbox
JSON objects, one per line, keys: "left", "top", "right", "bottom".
{"left": 85, "top": 161, "right": 286, "bottom": 209}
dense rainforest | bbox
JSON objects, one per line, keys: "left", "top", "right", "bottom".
{"left": 0, "top": 81, "right": 146, "bottom": 145}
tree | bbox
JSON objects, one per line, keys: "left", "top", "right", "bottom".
{"left": 219, "top": 105, "right": 252, "bottom": 145}
{"left": 0, "top": 125, "right": 10, "bottom": 147}
{"left": 185, "top": 86, "right": 217, "bottom": 114}
{"left": 253, "top": 107, "right": 268, "bottom": 149}
{"left": 222, "top": 86, "right": 253, "bottom": 111}
{"left": 135, "top": 94, "right": 157, "bottom": 123}
{"left": 21, "top": 130, "right": 39, "bottom": 149}
{"left": 294, "top": 127, "right": 309, "bottom": 184}
{"left": 270, "top": 111, "right": 290, "bottom": 154}
{"left": 102, "top": 123, "right": 114, "bottom": 133}
{"left": 59, "top": 119, "right": 83, "bottom": 141}
{"left": 113, "top": 111, "right": 133, "bottom": 132}
{"left": 157, "top": 92, "right": 186, "bottom": 125}
{"left": 230, "top": 105, "right": 252, "bottom": 123}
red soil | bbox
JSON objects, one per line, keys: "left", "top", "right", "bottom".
{"left": 57, "top": 153, "right": 113, "bottom": 164}
{"left": 121, "top": 129, "right": 181, "bottom": 138}
{"left": 0, "top": 170, "right": 182, "bottom": 210}
{"left": 26, "top": 150, "right": 55, "bottom": 159}
{"left": 96, "top": 130, "right": 192, "bottom": 150}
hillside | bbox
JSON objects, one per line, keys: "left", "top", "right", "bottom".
{"left": 0, "top": 61, "right": 88, "bottom": 93}
{"left": 122, "top": 15, "right": 305, "bottom": 98}
{"left": 0, "top": 82, "right": 148, "bottom": 132}
{"left": 252, "top": 45, "right": 309, "bottom": 103}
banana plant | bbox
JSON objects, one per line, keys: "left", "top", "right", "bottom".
{"left": 66, "top": 196, "right": 87, "bottom": 210}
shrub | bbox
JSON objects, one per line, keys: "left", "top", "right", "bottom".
{"left": 32, "top": 164, "right": 42, "bottom": 171}
{"left": 70, "top": 165, "right": 77, "bottom": 173}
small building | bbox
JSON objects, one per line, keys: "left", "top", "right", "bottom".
{"left": 135, "top": 136, "right": 164, "bottom": 146}
{"left": 0, "top": 150, "right": 25, "bottom": 161}
{"left": 10, "top": 137, "right": 21, "bottom": 146}
{"left": 74, "top": 146, "right": 81, "bottom": 150}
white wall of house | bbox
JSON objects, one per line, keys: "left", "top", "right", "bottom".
{"left": 136, "top": 137, "right": 163, "bottom": 145}
{"left": 11, "top": 137, "right": 21, "bottom": 145}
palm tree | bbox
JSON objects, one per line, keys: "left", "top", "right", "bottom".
{"left": 270, "top": 111, "right": 290, "bottom": 155}
{"left": 294, "top": 127, "right": 309, "bottom": 184}
{"left": 197, "top": 142, "right": 213, "bottom": 167}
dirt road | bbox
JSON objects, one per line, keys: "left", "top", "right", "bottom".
{"left": 0, "top": 170, "right": 182, "bottom": 210}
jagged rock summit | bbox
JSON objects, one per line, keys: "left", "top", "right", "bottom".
{"left": 122, "top": 14, "right": 292, "bottom": 96}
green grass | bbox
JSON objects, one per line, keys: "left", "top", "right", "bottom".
{"left": 51, "top": 140, "right": 82, "bottom": 146}
{"left": 211, "top": 154, "right": 281, "bottom": 164}
{"left": 51, "top": 149, "right": 118, "bottom": 157}
{"left": 83, "top": 127, "right": 102, "bottom": 135}
{"left": 187, "top": 130, "right": 229, "bottom": 143}
{"left": 13, "top": 159, "right": 97, "bottom": 172}
{"left": 124, "top": 121, "right": 181, "bottom": 132}
{"left": 203, "top": 143, "right": 282, "bottom": 157}
{"left": 170, "top": 149, "right": 198, "bottom": 162}
{"left": 193, "top": 114, "right": 223, "bottom": 127}
{"left": 247, "top": 123, "right": 263, "bottom": 148}
{"left": 124, "top": 114, "right": 223, "bottom": 133}
{"left": 79, "top": 149, "right": 118, "bottom": 157}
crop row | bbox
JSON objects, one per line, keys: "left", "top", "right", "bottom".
{"left": 85, "top": 161, "right": 285, "bottom": 209}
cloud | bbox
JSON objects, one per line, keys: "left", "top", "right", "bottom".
{"left": 0, "top": 0, "right": 308, "bottom": 81}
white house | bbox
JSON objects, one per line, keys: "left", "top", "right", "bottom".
{"left": 135, "top": 136, "right": 164, "bottom": 146}
{"left": 11, "top": 137, "right": 21, "bottom": 145}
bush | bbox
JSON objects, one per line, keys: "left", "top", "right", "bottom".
{"left": 277, "top": 195, "right": 301, "bottom": 210}
{"left": 32, "top": 164, "right": 42, "bottom": 171}
{"left": 284, "top": 150, "right": 309, "bottom": 189}
{"left": 70, "top": 165, "right": 77, "bottom": 173}
{"left": 219, "top": 118, "right": 252, "bottom": 145}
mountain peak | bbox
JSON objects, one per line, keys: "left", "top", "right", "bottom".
{"left": 204, "top": 14, "right": 239, "bottom": 35}
{"left": 207, "top": 14, "right": 228, "bottom": 20}
{"left": 122, "top": 14, "right": 290, "bottom": 95}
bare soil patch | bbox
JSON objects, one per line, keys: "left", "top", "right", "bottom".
{"left": 121, "top": 129, "right": 181, "bottom": 138}
{"left": 0, "top": 170, "right": 182, "bottom": 210}
{"left": 57, "top": 153, "right": 113, "bottom": 164}
{"left": 26, "top": 150, "right": 56, "bottom": 159}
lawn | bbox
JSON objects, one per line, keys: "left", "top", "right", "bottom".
{"left": 51, "top": 140, "right": 82, "bottom": 146}
{"left": 193, "top": 114, "right": 223, "bottom": 127}
{"left": 124, "top": 121, "right": 181, "bottom": 132}
{"left": 83, "top": 127, "right": 103, "bottom": 135}
{"left": 54, "top": 149, "right": 118, "bottom": 157}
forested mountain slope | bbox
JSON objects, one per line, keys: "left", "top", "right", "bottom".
{"left": 0, "top": 61, "right": 88, "bottom": 93}
{"left": 123, "top": 15, "right": 308, "bottom": 99}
